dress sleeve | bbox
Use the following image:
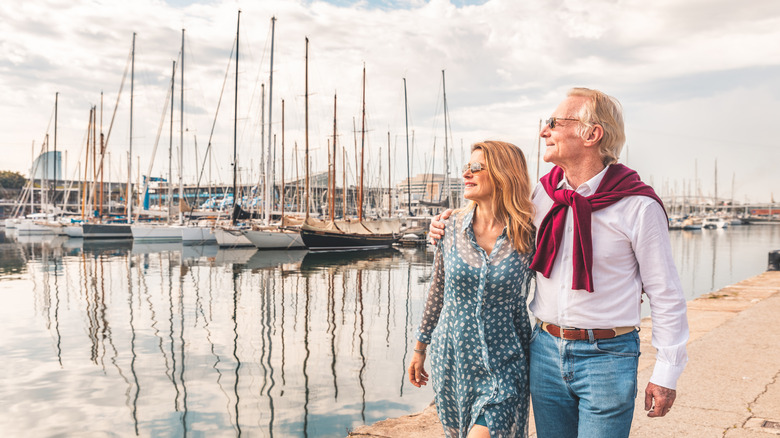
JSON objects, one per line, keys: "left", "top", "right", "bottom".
{"left": 415, "top": 231, "right": 447, "bottom": 344}
{"left": 513, "top": 253, "right": 535, "bottom": 359}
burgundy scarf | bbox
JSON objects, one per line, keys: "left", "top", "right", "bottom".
{"left": 529, "top": 164, "right": 665, "bottom": 292}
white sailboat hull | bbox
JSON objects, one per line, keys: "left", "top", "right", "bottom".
{"left": 214, "top": 227, "right": 254, "bottom": 247}
{"left": 181, "top": 226, "right": 217, "bottom": 245}
{"left": 17, "top": 219, "right": 55, "bottom": 235}
{"left": 130, "top": 225, "right": 183, "bottom": 242}
{"left": 63, "top": 225, "right": 83, "bottom": 237}
{"left": 243, "top": 229, "right": 305, "bottom": 249}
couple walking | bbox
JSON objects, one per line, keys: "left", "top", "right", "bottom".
{"left": 408, "top": 88, "right": 689, "bottom": 438}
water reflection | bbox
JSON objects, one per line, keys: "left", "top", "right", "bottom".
{"left": 2, "top": 225, "right": 779, "bottom": 436}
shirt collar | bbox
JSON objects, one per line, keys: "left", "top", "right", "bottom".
{"left": 559, "top": 165, "right": 611, "bottom": 196}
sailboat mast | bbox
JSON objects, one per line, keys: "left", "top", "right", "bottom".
{"left": 304, "top": 37, "right": 310, "bottom": 219}
{"left": 83, "top": 109, "right": 92, "bottom": 220}
{"left": 99, "top": 92, "right": 104, "bottom": 216}
{"left": 387, "top": 131, "right": 391, "bottom": 216}
{"left": 281, "top": 99, "right": 285, "bottom": 222}
{"left": 127, "top": 32, "right": 135, "bottom": 224}
{"left": 232, "top": 11, "right": 240, "bottom": 225}
{"left": 265, "top": 16, "right": 276, "bottom": 225}
{"left": 259, "top": 83, "right": 264, "bottom": 217}
{"left": 169, "top": 59, "right": 175, "bottom": 224}
{"left": 54, "top": 92, "right": 58, "bottom": 210}
{"left": 358, "top": 65, "right": 366, "bottom": 222}
{"left": 179, "top": 28, "right": 185, "bottom": 223}
{"left": 331, "top": 93, "right": 337, "bottom": 222}
{"left": 441, "top": 69, "right": 450, "bottom": 208}
{"left": 403, "top": 78, "right": 411, "bottom": 216}
{"left": 91, "top": 106, "right": 97, "bottom": 215}
{"left": 342, "top": 146, "right": 346, "bottom": 218}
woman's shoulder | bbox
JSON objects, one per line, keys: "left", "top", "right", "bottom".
{"left": 443, "top": 208, "right": 472, "bottom": 232}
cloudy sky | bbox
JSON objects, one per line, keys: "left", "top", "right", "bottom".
{"left": 2, "top": 0, "right": 779, "bottom": 203}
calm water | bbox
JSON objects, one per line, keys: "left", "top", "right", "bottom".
{"left": 0, "top": 224, "right": 779, "bottom": 437}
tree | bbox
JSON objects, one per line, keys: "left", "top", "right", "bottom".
{"left": 0, "top": 171, "right": 27, "bottom": 189}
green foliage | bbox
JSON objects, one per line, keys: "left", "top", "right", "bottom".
{"left": 0, "top": 171, "right": 26, "bottom": 189}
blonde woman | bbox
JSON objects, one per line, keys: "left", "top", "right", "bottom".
{"left": 408, "top": 141, "right": 536, "bottom": 438}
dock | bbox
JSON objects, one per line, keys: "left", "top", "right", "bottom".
{"left": 348, "top": 270, "right": 780, "bottom": 437}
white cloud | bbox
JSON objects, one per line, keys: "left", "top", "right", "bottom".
{"left": 0, "top": 0, "right": 778, "bottom": 201}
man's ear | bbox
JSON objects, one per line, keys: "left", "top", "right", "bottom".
{"left": 583, "top": 124, "right": 604, "bottom": 148}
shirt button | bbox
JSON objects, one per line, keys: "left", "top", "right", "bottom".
{"left": 567, "top": 227, "right": 573, "bottom": 232}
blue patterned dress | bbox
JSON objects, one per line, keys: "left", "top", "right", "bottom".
{"left": 416, "top": 208, "right": 534, "bottom": 438}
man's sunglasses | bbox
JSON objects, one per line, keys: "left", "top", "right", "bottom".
{"left": 462, "top": 162, "right": 485, "bottom": 174}
{"left": 545, "top": 117, "right": 580, "bottom": 129}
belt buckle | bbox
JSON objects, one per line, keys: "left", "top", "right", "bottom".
{"left": 561, "top": 327, "right": 577, "bottom": 340}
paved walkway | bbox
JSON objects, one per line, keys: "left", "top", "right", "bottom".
{"left": 349, "top": 270, "right": 780, "bottom": 437}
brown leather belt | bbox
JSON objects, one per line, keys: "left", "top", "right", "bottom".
{"left": 540, "top": 321, "right": 636, "bottom": 341}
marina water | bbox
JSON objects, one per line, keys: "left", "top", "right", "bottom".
{"left": 1, "top": 224, "right": 779, "bottom": 436}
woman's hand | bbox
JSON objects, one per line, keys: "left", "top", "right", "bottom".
{"left": 407, "top": 350, "right": 429, "bottom": 388}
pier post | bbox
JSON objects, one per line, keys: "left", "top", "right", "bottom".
{"left": 769, "top": 250, "right": 780, "bottom": 271}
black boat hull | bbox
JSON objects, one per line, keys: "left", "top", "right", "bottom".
{"left": 82, "top": 224, "right": 133, "bottom": 239}
{"left": 300, "top": 228, "right": 398, "bottom": 251}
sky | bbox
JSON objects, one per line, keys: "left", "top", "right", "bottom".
{"left": 1, "top": 0, "right": 779, "bottom": 203}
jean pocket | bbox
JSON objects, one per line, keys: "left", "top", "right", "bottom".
{"left": 593, "top": 334, "right": 640, "bottom": 357}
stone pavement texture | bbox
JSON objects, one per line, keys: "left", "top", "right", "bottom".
{"left": 348, "top": 270, "right": 780, "bottom": 437}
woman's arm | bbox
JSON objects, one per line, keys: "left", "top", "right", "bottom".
{"left": 408, "top": 228, "right": 447, "bottom": 387}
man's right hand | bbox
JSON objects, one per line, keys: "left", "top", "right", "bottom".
{"left": 428, "top": 209, "right": 453, "bottom": 245}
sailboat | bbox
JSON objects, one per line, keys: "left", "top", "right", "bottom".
{"left": 131, "top": 30, "right": 186, "bottom": 242}
{"left": 299, "top": 58, "right": 400, "bottom": 251}
{"left": 241, "top": 17, "right": 305, "bottom": 250}
{"left": 418, "top": 70, "right": 452, "bottom": 211}
{"left": 83, "top": 33, "right": 137, "bottom": 240}
{"left": 214, "top": 11, "right": 253, "bottom": 248}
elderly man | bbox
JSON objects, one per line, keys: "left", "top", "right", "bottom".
{"left": 429, "top": 88, "right": 688, "bottom": 437}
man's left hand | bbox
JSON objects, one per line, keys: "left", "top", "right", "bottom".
{"left": 644, "top": 382, "right": 676, "bottom": 417}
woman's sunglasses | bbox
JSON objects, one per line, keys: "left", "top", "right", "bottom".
{"left": 462, "top": 162, "right": 484, "bottom": 174}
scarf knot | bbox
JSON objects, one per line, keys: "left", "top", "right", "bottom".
{"left": 529, "top": 164, "right": 665, "bottom": 292}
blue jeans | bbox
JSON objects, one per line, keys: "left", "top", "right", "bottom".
{"left": 530, "top": 324, "right": 640, "bottom": 438}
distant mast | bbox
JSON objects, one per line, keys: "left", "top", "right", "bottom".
{"left": 127, "top": 32, "right": 136, "bottom": 224}
{"left": 304, "top": 37, "right": 310, "bottom": 219}
{"left": 358, "top": 65, "right": 366, "bottom": 222}
{"left": 281, "top": 99, "right": 285, "bottom": 221}
{"left": 403, "top": 78, "right": 412, "bottom": 216}
{"left": 168, "top": 60, "right": 176, "bottom": 223}
{"left": 264, "top": 16, "right": 276, "bottom": 225}
{"left": 330, "top": 93, "right": 337, "bottom": 222}
{"left": 442, "top": 69, "right": 450, "bottom": 208}
{"left": 54, "top": 92, "right": 58, "bottom": 210}
{"left": 179, "top": 28, "right": 185, "bottom": 223}
{"left": 231, "top": 11, "right": 240, "bottom": 225}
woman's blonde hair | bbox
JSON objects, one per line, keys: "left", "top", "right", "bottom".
{"left": 467, "top": 140, "right": 535, "bottom": 253}
{"left": 568, "top": 87, "right": 625, "bottom": 166}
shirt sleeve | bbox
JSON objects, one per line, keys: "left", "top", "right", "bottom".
{"left": 415, "top": 227, "right": 447, "bottom": 344}
{"left": 633, "top": 200, "right": 689, "bottom": 389}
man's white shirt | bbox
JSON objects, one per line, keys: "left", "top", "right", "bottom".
{"left": 529, "top": 165, "right": 689, "bottom": 389}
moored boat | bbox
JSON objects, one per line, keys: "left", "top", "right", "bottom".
{"left": 82, "top": 223, "right": 133, "bottom": 239}
{"left": 702, "top": 216, "right": 729, "bottom": 229}
{"left": 243, "top": 227, "right": 305, "bottom": 250}
{"left": 130, "top": 224, "right": 183, "bottom": 242}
